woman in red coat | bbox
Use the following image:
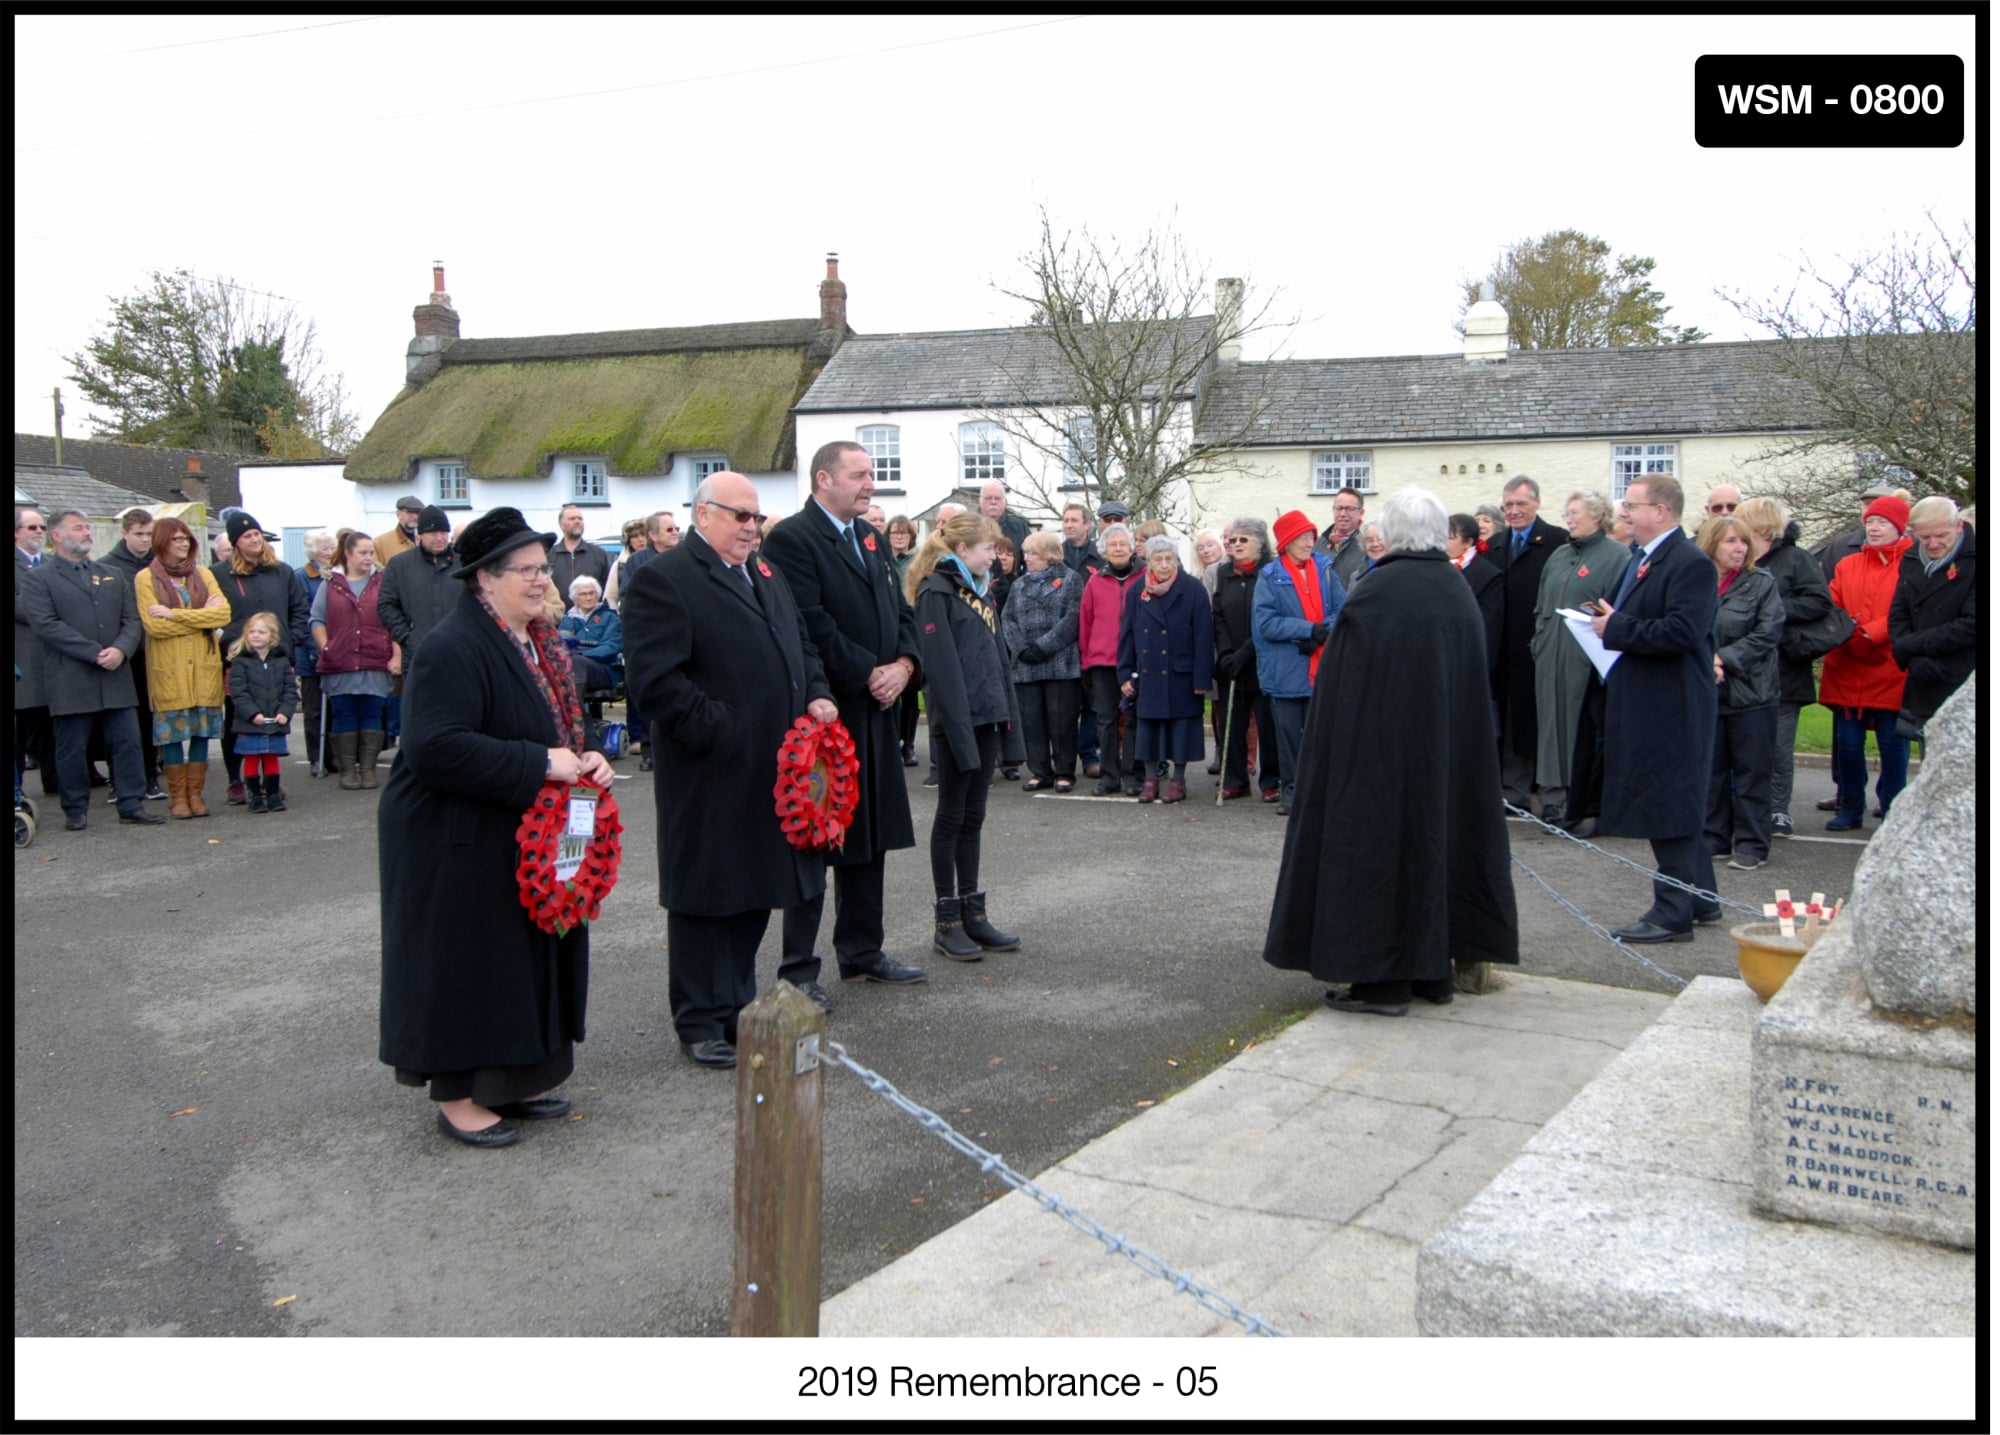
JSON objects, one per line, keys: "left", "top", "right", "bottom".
{"left": 1820, "top": 494, "right": 1914, "bottom": 831}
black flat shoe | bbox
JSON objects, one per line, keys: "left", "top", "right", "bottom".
{"left": 1327, "top": 993, "right": 1410, "bottom": 1017}
{"left": 1692, "top": 906, "right": 1723, "bottom": 926}
{"left": 682, "top": 1039, "right": 738, "bottom": 1068}
{"left": 1610, "top": 921, "right": 1693, "bottom": 945}
{"left": 492, "top": 1096, "right": 571, "bottom": 1120}
{"left": 64, "top": 812, "right": 87, "bottom": 831}
{"left": 437, "top": 1110, "right": 521, "bottom": 1147}
{"left": 1565, "top": 817, "right": 1599, "bottom": 838}
{"left": 118, "top": 809, "right": 166, "bottom": 825}
{"left": 794, "top": 979, "right": 834, "bottom": 1011}
{"left": 838, "top": 955, "right": 928, "bottom": 984}
{"left": 638, "top": 753, "right": 654, "bottom": 772}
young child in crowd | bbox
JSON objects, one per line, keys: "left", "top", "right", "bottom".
{"left": 227, "top": 613, "right": 299, "bottom": 814}
{"left": 907, "top": 513, "right": 1025, "bottom": 961}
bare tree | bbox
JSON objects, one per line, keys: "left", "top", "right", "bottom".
{"left": 980, "top": 210, "right": 1288, "bottom": 526}
{"left": 1720, "top": 215, "right": 1976, "bottom": 539}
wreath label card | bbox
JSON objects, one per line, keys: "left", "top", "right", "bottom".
{"left": 517, "top": 781, "right": 624, "bottom": 935}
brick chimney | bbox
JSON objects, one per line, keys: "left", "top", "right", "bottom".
{"left": 408, "top": 260, "right": 461, "bottom": 385}
{"left": 819, "top": 253, "right": 847, "bottom": 332}
{"left": 178, "top": 456, "right": 208, "bottom": 506}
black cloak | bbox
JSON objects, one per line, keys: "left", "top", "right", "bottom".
{"left": 1262, "top": 548, "right": 1519, "bottom": 984}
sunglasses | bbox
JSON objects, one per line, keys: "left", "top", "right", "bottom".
{"left": 1709, "top": 502, "right": 1738, "bottom": 514}
{"left": 705, "top": 501, "right": 765, "bottom": 526}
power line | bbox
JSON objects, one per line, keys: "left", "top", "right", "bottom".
{"left": 93, "top": 15, "right": 392, "bottom": 56}
{"left": 21, "top": 16, "right": 1083, "bottom": 155}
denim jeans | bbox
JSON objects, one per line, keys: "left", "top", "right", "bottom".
{"left": 1831, "top": 706, "right": 1907, "bottom": 820}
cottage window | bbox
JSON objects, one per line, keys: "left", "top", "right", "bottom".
{"left": 1610, "top": 442, "right": 1676, "bottom": 499}
{"left": 857, "top": 426, "right": 901, "bottom": 487}
{"left": 436, "top": 463, "right": 468, "bottom": 506}
{"left": 572, "top": 460, "right": 608, "bottom": 503}
{"left": 691, "top": 456, "right": 729, "bottom": 483}
{"left": 1311, "top": 451, "right": 1373, "bottom": 495}
{"left": 960, "top": 422, "right": 1005, "bottom": 485}
{"left": 1063, "top": 416, "right": 1098, "bottom": 485}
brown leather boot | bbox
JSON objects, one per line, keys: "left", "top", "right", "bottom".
{"left": 184, "top": 761, "right": 211, "bottom": 817}
{"left": 333, "top": 732, "right": 361, "bottom": 789}
{"left": 164, "top": 764, "right": 193, "bottom": 819}
{"left": 357, "top": 729, "right": 385, "bottom": 789}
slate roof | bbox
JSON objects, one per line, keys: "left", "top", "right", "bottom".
{"left": 794, "top": 317, "right": 1216, "bottom": 412}
{"left": 1197, "top": 341, "right": 1826, "bottom": 447}
{"left": 13, "top": 434, "right": 242, "bottom": 510}
{"left": 14, "top": 463, "right": 160, "bottom": 519}
{"left": 344, "top": 318, "right": 843, "bottom": 484}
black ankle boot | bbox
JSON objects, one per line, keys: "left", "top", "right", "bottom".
{"left": 245, "top": 775, "right": 268, "bottom": 814}
{"left": 958, "top": 891, "right": 1019, "bottom": 950}
{"left": 932, "top": 897, "right": 984, "bottom": 960}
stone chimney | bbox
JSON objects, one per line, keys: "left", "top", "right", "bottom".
{"left": 1463, "top": 281, "right": 1510, "bottom": 364}
{"left": 408, "top": 260, "right": 461, "bottom": 386}
{"left": 819, "top": 253, "right": 847, "bottom": 332}
{"left": 1214, "top": 278, "right": 1244, "bottom": 366}
{"left": 178, "top": 456, "right": 208, "bottom": 506}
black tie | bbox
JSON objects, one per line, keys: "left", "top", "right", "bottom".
{"left": 843, "top": 524, "right": 865, "bottom": 571}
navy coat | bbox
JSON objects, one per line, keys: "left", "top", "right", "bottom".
{"left": 622, "top": 533, "right": 833, "bottom": 916}
{"left": 1117, "top": 571, "right": 1214, "bottom": 719}
{"left": 761, "top": 504, "right": 919, "bottom": 867}
{"left": 1599, "top": 528, "right": 1719, "bottom": 840}
{"left": 378, "top": 588, "right": 595, "bottom": 1076}
{"left": 18, "top": 556, "right": 142, "bottom": 716}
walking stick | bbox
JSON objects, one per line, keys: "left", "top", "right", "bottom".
{"left": 1214, "top": 677, "right": 1235, "bottom": 808}
{"left": 316, "top": 687, "right": 328, "bottom": 778}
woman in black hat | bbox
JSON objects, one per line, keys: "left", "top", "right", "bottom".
{"left": 378, "top": 508, "right": 614, "bottom": 1148}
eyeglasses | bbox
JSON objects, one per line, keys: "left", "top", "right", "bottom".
{"left": 498, "top": 563, "right": 553, "bottom": 579}
{"left": 1226, "top": 536, "right": 1255, "bottom": 544}
{"left": 705, "top": 500, "right": 765, "bottom": 526}
{"left": 1708, "top": 502, "right": 1738, "bottom": 514}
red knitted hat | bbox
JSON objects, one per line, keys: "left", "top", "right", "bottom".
{"left": 1863, "top": 494, "right": 1910, "bottom": 533}
{"left": 1273, "top": 510, "right": 1317, "bottom": 553}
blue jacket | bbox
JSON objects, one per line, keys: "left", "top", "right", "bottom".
{"left": 559, "top": 606, "right": 623, "bottom": 665}
{"left": 1251, "top": 553, "right": 1347, "bottom": 699}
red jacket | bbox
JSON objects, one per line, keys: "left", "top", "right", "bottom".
{"left": 318, "top": 571, "right": 395, "bottom": 675}
{"left": 1078, "top": 562, "right": 1142, "bottom": 669}
{"left": 1819, "top": 536, "right": 1912, "bottom": 712}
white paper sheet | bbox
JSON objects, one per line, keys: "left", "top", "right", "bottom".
{"left": 1558, "top": 607, "right": 1621, "bottom": 680}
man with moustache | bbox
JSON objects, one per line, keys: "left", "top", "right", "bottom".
{"left": 762, "top": 441, "right": 929, "bottom": 999}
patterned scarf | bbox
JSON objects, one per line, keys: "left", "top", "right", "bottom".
{"left": 1143, "top": 567, "right": 1178, "bottom": 599}
{"left": 148, "top": 522, "right": 209, "bottom": 608}
{"left": 472, "top": 585, "right": 587, "bottom": 752}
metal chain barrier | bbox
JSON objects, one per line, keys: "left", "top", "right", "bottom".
{"left": 1509, "top": 851, "right": 1690, "bottom": 989}
{"left": 818, "top": 1039, "right": 1289, "bottom": 1338}
{"left": 1503, "top": 801, "right": 1764, "bottom": 916}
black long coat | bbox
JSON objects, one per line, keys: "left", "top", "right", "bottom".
{"left": 622, "top": 534, "right": 833, "bottom": 915}
{"left": 914, "top": 567, "right": 1024, "bottom": 770}
{"left": 1493, "top": 517, "right": 1567, "bottom": 755}
{"left": 1461, "top": 546, "right": 1505, "bottom": 682}
{"left": 1760, "top": 525, "right": 1835, "bottom": 706}
{"left": 1210, "top": 562, "right": 1263, "bottom": 692}
{"left": 1889, "top": 524, "right": 1978, "bottom": 724}
{"left": 14, "top": 548, "right": 48, "bottom": 709}
{"left": 18, "top": 557, "right": 142, "bottom": 716}
{"left": 1263, "top": 550, "right": 1518, "bottom": 984}
{"left": 1598, "top": 529, "right": 1719, "bottom": 840}
{"left": 378, "top": 588, "right": 593, "bottom": 1076}
{"left": 760, "top": 506, "right": 918, "bottom": 867}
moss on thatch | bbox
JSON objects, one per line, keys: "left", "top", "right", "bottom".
{"left": 343, "top": 347, "right": 811, "bottom": 482}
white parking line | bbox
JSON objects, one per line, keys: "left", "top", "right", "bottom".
{"left": 1785, "top": 834, "right": 1869, "bottom": 846}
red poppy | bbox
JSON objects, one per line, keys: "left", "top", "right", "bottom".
{"left": 1948, "top": 564, "right": 1959, "bottom": 580}
{"left": 862, "top": 534, "right": 878, "bottom": 551}
{"left": 1476, "top": 540, "right": 1488, "bottom": 552}
{"left": 1051, "top": 577, "right": 1062, "bottom": 588}
{"left": 757, "top": 560, "right": 773, "bottom": 577}
{"left": 1577, "top": 565, "right": 1590, "bottom": 578}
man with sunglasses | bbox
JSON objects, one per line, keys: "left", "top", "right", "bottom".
{"left": 1704, "top": 484, "right": 1742, "bottom": 519}
{"left": 623, "top": 471, "right": 839, "bottom": 1071}
{"left": 15, "top": 506, "right": 59, "bottom": 794}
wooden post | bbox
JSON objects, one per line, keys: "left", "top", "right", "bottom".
{"left": 731, "top": 980, "right": 826, "bottom": 1336}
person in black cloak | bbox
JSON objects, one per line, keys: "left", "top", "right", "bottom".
{"left": 1261, "top": 487, "right": 1519, "bottom": 1015}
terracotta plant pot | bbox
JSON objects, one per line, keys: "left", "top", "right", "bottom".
{"left": 1732, "top": 921, "right": 1817, "bottom": 1003}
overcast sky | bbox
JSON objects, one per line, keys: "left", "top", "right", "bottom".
{"left": 14, "top": 12, "right": 1978, "bottom": 447}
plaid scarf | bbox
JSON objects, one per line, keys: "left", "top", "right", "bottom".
{"left": 472, "top": 586, "right": 587, "bottom": 752}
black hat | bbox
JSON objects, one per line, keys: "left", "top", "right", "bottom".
{"left": 449, "top": 506, "right": 556, "bottom": 580}
{"left": 1096, "top": 500, "right": 1131, "bottom": 521}
{"left": 395, "top": 494, "right": 425, "bottom": 513}
{"left": 416, "top": 505, "right": 452, "bottom": 535}
{"left": 225, "top": 511, "right": 263, "bottom": 545}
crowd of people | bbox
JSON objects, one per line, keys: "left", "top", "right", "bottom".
{"left": 12, "top": 452, "right": 1977, "bottom": 1143}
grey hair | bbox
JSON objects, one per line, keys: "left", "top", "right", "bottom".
{"left": 1098, "top": 522, "right": 1133, "bottom": 548}
{"left": 568, "top": 575, "right": 603, "bottom": 601}
{"left": 1564, "top": 488, "right": 1615, "bottom": 530}
{"left": 1360, "top": 520, "right": 1384, "bottom": 541}
{"left": 1474, "top": 503, "right": 1505, "bottom": 528}
{"left": 1143, "top": 534, "right": 1179, "bottom": 561}
{"left": 44, "top": 508, "right": 88, "bottom": 531}
{"left": 1223, "top": 514, "right": 1271, "bottom": 563}
{"left": 1379, "top": 487, "right": 1449, "bottom": 553}
{"left": 1502, "top": 475, "right": 1540, "bottom": 501}
{"left": 1908, "top": 495, "right": 1959, "bottom": 528}
{"left": 691, "top": 476, "right": 721, "bottom": 509}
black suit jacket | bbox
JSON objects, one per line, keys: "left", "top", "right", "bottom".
{"left": 622, "top": 532, "right": 833, "bottom": 916}
{"left": 760, "top": 504, "right": 919, "bottom": 865}
{"left": 1494, "top": 516, "right": 1567, "bottom": 752}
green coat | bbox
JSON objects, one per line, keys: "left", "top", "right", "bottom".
{"left": 1529, "top": 529, "right": 1629, "bottom": 789}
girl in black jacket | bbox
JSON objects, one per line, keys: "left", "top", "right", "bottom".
{"left": 226, "top": 612, "right": 300, "bottom": 814}
{"left": 907, "top": 513, "right": 1025, "bottom": 961}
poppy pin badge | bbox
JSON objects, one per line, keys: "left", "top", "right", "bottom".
{"left": 1577, "top": 565, "right": 1590, "bottom": 578}
{"left": 1140, "top": 592, "right": 1151, "bottom": 602}
{"left": 1947, "top": 564, "right": 1958, "bottom": 580}
{"left": 924, "top": 622, "right": 936, "bottom": 634}
{"left": 1476, "top": 540, "right": 1488, "bottom": 552}
{"left": 757, "top": 561, "right": 773, "bottom": 577}
{"left": 1051, "top": 577, "right": 1062, "bottom": 588}
{"left": 862, "top": 534, "right": 877, "bottom": 552}
{"left": 1637, "top": 562, "right": 1650, "bottom": 581}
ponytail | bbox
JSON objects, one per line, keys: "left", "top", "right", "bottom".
{"left": 904, "top": 513, "right": 1000, "bottom": 604}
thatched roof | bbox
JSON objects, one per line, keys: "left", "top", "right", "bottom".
{"left": 344, "top": 323, "right": 835, "bottom": 484}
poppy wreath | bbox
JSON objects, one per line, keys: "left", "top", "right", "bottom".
{"left": 514, "top": 781, "right": 625, "bottom": 937}
{"left": 772, "top": 714, "right": 860, "bottom": 852}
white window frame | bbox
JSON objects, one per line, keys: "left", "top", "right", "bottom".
{"left": 1063, "top": 415, "right": 1098, "bottom": 484}
{"left": 572, "top": 459, "right": 608, "bottom": 503}
{"left": 960, "top": 421, "right": 1005, "bottom": 485}
{"left": 1310, "top": 451, "right": 1374, "bottom": 495}
{"left": 856, "top": 426, "right": 901, "bottom": 488}
{"left": 436, "top": 462, "right": 468, "bottom": 506}
{"left": 1610, "top": 442, "right": 1677, "bottom": 500}
{"left": 690, "top": 455, "right": 729, "bottom": 482}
